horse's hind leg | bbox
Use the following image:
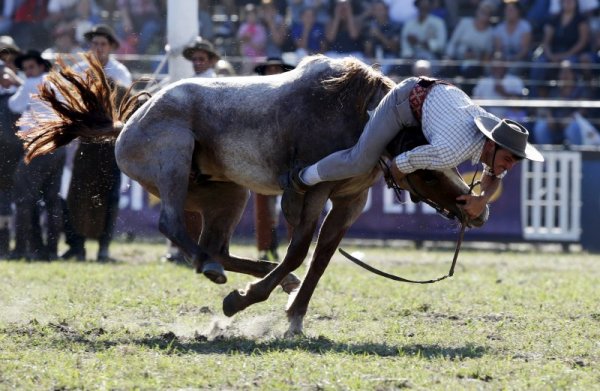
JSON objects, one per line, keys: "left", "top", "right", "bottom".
{"left": 117, "top": 126, "right": 226, "bottom": 284}
{"left": 192, "top": 181, "right": 301, "bottom": 292}
{"left": 285, "top": 190, "right": 369, "bottom": 337}
{"left": 222, "top": 189, "right": 330, "bottom": 317}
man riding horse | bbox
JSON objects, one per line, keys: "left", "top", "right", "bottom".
{"left": 281, "top": 77, "right": 545, "bottom": 226}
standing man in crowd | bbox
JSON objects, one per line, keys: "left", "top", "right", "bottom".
{"left": 0, "top": 36, "right": 22, "bottom": 258}
{"left": 7, "top": 50, "right": 64, "bottom": 260}
{"left": 61, "top": 24, "right": 132, "bottom": 262}
{"left": 183, "top": 36, "right": 220, "bottom": 77}
{"left": 162, "top": 36, "right": 220, "bottom": 263}
{"left": 253, "top": 57, "right": 295, "bottom": 261}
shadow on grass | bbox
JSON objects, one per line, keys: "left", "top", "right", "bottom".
{"left": 4, "top": 323, "right": 486, "bottom": 359}
{"left": 135, "top": 334, "right": 486, "bottom": 359}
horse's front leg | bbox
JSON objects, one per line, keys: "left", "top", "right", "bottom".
{"left": 222, "top": 189, "right": 330, "bottom": 316}
{"left": 285, "top": 190, "right": 369, "bottom": 337}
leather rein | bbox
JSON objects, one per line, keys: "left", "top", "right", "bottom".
{"left": 338, "top": 159, "right": 476, "bottom": 284}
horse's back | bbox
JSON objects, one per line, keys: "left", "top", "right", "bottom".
{"left": 116, "top": 55, "right": 391, "bottom": 194}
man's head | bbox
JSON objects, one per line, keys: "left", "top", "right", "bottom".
{"left": 183, "top": 37, "right": 220, "bottom": 75}
{"left": 475, "top": 117, "right": 544, "bottom": 176}
{"left": 0, "top": 35, "right": 22, "bottom": 71}
{"left": 84, "top": 24, "right": 120, "bottom": 65}
{"left": 15, "top": 50, "right": 51, "bottom": 78}
{"left": 254, "top": 57, "right": 295, "bottom": 76}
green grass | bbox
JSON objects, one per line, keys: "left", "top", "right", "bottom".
{"left": 1, "top": 241, "right": 599, "bottom": 390}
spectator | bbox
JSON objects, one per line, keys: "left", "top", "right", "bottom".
{"left": 215, "top": 58, "right": 237, "bottom": 77}
{"left": 291, "top": 6, "right": 327, "bottom": 57}
{"left": 400, "top": 0, "right": 447, "bottom": 62}
{"left": 46, "top": 0, "right": 82, "bottom": 32}
{"left": 7, "top": 50, "right": 64, "bottom": 260}
{"left": 10, "top": 0, "right": 51, "bottom": 51}
{"left": 61, "top": 24, "right": 132, "bottom": 262}
{"left": 259, "top": 0, "right": 290, "bottom": 57}
{"left": 363, "top": 0, "right": 401, "bottom": 74}
{"left": 529, "top": 0, "right": 591, "bottom": 96}
{"left": 0, "top": 1, "right": 16, "bottom": 35}
{"left": 445, "top": 0, "right": 495, "bottom": 80}
{"left": 182, "top": 37, "right": 220, "bottom": 78}
{"left": 42, "top": 23, "right": 84, "bottom": 59}
{"left": 253, "top": 57, "right": 295, "bottom": 261}
{"left": 237, "top": 4, "right": 268, "bottom": 74}
{"left": 550, "top": 0, "right": 599, "bottom": 16}
{"left": 289, "top": 0, "right": 332, "bottom": 25}
{"left": 117, "top": 0, "right": 165, "bottom": 54}
{"left": 75, "top": 24, "right": 132, "bottom": 86}
{"left": 493, "top": 0, "right": 533, "bottom": 73}
{"left": 472, "top": 54, "right": 527, "bottom": 121}
{"left": 384, "top": 0, "right": 418, "bottom": 25}
{"left": 0, "top": 36, "right": 22, "bottom": 258}
{"left": 325, "top": 0, "right": 364, "bottom": 60}
{"left": 198, "top": 0, "right": 215, "bottom": 41}
{"left": 532, "top": 60, "right": 592, "bottom": 144}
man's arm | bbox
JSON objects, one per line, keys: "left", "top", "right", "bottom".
{"left": 456, "top": 172, "right": 500, "bottom": 219}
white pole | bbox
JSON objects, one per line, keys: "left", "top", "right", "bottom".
{"left": 167, "top": 0, "right": 198, "bottom": 82}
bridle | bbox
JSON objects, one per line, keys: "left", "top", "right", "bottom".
{"left": 338, "top": 159, "right": 481, "bottom": 284}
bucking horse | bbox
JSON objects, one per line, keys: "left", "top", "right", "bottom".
{"left": 20, "top": 54, "right": 486, "bottom": 336}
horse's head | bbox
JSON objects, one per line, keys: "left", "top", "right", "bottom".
{"left": 385, "top": 127, "right": 488, "bottom": 228}
{"left": 401, "top": 168, "right": 489, "bottom": 227}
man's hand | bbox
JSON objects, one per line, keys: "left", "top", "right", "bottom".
{"left": 456, "top": 193, "right": 487, "bottom": 220}
{"left": 390, "top": 162, "right": 407, "bottom": 184}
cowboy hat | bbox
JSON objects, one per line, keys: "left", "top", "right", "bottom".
{"left": 83, "top": 24, "right": 120, "bottom": 49}
{"left": 0, "top": 35, "right": 22, "bottom": 55}
{"left": 254, "top": 57, "right": 295, "bottom": 75}
{"left": 475, "top": 116, "right": 544, "bottom": 162}
{"left": 15, "top": 50, "right": 52, "bottom": 72}
{"left": 182, "top": 37, "right": 220, "bottom": 61}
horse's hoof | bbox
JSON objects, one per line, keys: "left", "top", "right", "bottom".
{"left": 280, "top": 273, "right": 301, "bottom": 294}
{"left": 222, "top": 290, "right": 248, "bottom": 317}
{"left": 202, "top": 262, "right": 227, "bottom": 284}
{"left": 284, "top": 327, "right": 304, "bottom": 339}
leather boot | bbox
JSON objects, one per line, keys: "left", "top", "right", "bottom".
{"left": 279, "top": 167, "right": 311, "bottom": 227}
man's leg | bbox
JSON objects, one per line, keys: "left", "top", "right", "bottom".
{"left": 281, "top": 77, "right": 420, "bottom": 225}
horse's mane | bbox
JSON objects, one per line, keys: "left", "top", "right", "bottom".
{"left": 319, "top": 56, "right": 396, "bottom": 119}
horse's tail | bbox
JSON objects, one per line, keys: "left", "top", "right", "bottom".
{"left": 19, "top": 53, "right": 149, "bottom": 163}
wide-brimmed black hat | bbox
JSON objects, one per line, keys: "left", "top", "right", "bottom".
{"left": 83, "top": 24, "right": 120, "bottom": 49}
{"left": 182, "top": 37, "right": 220, "bottom": 60}
{"left": 475, "top": 116, "right": 544, "bottom": 162}
{"left": 0, "top": 35, "right": 21, "bottom": 55}
{"left": 15, "top": 50, "right": 52, "bottom": 72}
{"left": 254, "top": 57, "right": 295, "bottom": 75}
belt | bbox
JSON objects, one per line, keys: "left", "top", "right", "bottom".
{"left": 408, "top": 77, "right": 451, "bottom": 123}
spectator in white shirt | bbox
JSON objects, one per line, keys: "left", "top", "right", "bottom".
{"left": 7, "top": 50, "right": 65, "bottom": 261}
{"left": 400, "top": 0, "right": 447, "bottom": 62}
{"left": 75, "top": 24, "right": 132, "bottom": 87}
{"left": 182, "top": 37, "right": 220, "bottom": 78}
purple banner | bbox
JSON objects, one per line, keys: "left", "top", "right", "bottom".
{"left": 114, "top": 164, "right": 524, "bottom": 242}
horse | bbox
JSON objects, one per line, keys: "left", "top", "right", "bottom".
{"left": 21, "top": 54, "right": 485, "bottom": 337}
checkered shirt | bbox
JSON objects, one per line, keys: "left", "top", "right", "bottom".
{"left": 395, "top": 83, "right": 499, "bottom": 173}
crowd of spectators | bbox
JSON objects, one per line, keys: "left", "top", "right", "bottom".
{"left": 1, "top": 0, "right": 600, "bottom": 146}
